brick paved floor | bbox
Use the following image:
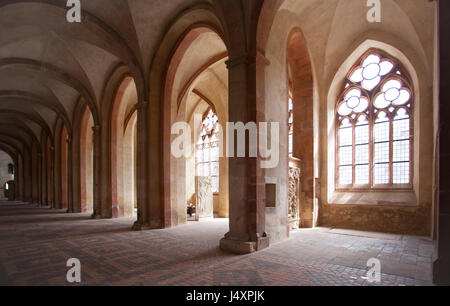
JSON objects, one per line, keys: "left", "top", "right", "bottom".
{"left": 0, "top": 201, "right": 435, "bottom": 286}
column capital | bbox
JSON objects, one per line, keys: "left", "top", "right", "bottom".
{"left": 226, "top": 54, "right": 248, "bottom": 69}
{"left": 66, "top": 137, "right": 72, "bottom": 144}
{"left": 226, "top": 51, "right": 270, "bottom": 69}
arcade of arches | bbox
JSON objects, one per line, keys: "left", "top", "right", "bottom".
{"left": 0, "top": 0, "right": 449, "bottom": 285}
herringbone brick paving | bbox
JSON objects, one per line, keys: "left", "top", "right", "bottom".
{"left": 0, "top": 202, "right": 434, "bottom": 286}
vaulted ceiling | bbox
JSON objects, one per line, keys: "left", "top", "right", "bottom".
{"left": 0, "top": 0, "right": 436, "bottom": 161}
{"left": 0, "top": 0, "right": 214, "bottom": 156}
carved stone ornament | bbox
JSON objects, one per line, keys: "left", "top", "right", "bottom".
{"left": 288, "top": 166, "right": 301, "bottom": 229}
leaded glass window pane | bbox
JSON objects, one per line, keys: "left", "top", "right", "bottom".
{"left": 336, "top": 50, "right": 413, "bottom": 189}
{"left": 196, "top": 109, "right": 220, "bottom": 193}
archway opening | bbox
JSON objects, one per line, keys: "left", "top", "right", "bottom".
{"left": 287, "top": 29, "right": 314, "bottom": 230}
{"left": 165, "top": 27, "right": 229, "bottom": 227}
{"left": 0, "top": 150, "right": 14, "bottom": 201}
{"left": 111, "top": 77, "right": 138, "bottom": 218}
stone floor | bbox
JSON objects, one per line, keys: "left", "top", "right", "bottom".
{"left": 0, "top": 201, "right": 435, "bottom": 286}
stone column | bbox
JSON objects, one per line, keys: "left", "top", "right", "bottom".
{"left": 219, "top": 53, "right": 269, "bottom": 254}
{"left": 14, "top": 163, "right": 19, "bottom": 201}
{"left": 31, "top": 144, "right": 39, "bottom": 205}
{"left": 50, "top": 146, "right": 55, "bottom": 208}
{"left": 53, "top": 143, "right": 61, "bottom": 209}
{"left": 41, "top": 148, "right": 48, "bottom": 206}
{"left": 434, "top": 0, "right": 450, "bottom": 285}
{"left": 66, "top": 137, "right": 74, "bottom": 213}
{"left": 19, "top": 154, "right": 26, "bottom": 202}
{"left": 91, "top": 125, "right": 102, "bottom": 219}
{"left": 133, "top": 101, "right": 152, "bottom": 230}
{"left": 37, "top": 152, "right": 42, "bottom": 206}
{"left": 25, "top": 149, "right": 32, "bottom": 203}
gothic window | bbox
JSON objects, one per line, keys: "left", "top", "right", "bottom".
{"left": 288, "top": 92, "right": 294, "bottom": 158}
{"left": 196, "top": 108, "right": 219, "bottom": 193}
{"left": 336, "top": 50, "right": 413, "bottom": 190}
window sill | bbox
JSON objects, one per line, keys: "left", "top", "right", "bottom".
{"left": 328, "top": 190, "right": 417, "bottom": 207}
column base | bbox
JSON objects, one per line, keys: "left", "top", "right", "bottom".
{"left": 220, "top": 235, "right": 269, "bottom": 255}
{"left": 220, "top": 237, "right": 256, "bottom": 254}
{"left": 91, "top": 213, "right": 103, "bottom": 220}
{"left": 132, "top": 221, "right": 154, "bottom": 231}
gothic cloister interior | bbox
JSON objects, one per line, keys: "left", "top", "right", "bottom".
{"left": 0, "top": 0, "right": 449, "bottom": 287}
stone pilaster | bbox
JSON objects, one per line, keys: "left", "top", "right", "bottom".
{"left": 40, "top": 150, "right": 46, "bottom": 206}
{"left": 132, "top": 101, "right": 152, "bottom": 230}
{"left": 66, "top": 137, "right": 74, "bottom": 213}
{"left": 50, "top": 146, "right": 55, "bottom": 208}
{"left": 31, "top": 144, "right": 39, "bottom": 205}
{"left": 91, "top": 125, "right": 103, "bottom": 219}
{"left": 37, "top": 152, "right": 42, "bottom": 206}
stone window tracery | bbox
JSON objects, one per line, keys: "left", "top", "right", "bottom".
{"left": 196, "top": 108, "right": 219, "bottom": 193}
{"left": 288, "top": 91, "right": 294, "bottom": 158}
{"left": 336, "top": 50, "right": 414, "bottom": 190}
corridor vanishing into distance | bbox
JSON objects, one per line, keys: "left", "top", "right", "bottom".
{"left": 0, "top": 201, "right": 434, "bottom": 286}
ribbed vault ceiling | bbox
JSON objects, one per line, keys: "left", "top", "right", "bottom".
{"left": 0, "top": 0, "right": 212, "bottom": 157}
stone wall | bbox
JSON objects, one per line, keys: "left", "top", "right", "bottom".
{"left": 262, "top": 0, "right": 436, "bottom": 238}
